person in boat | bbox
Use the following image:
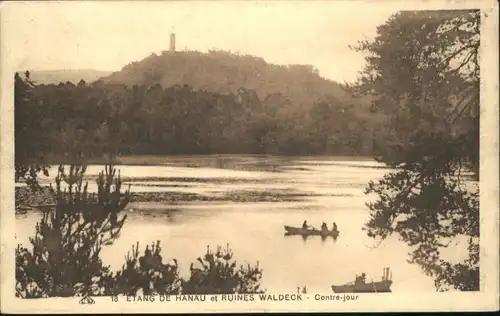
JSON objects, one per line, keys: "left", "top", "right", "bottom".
{"left": 321, "top": 222, "right": 328, "bottom": 232}
{"left": 355, "top": 273, "right": 367, "bottom": 284}
{"left": 302, "top": 220, "right": 310, "bottom": 230}
{"left": 332, "top": 222, "right": 338, "bottom": 232}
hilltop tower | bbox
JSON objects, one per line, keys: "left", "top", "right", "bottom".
{"left": 170, "top": 33, "right": 176, "bottom": 52}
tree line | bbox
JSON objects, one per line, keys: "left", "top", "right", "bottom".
{"left": 15, "top": 73, "right": 381, "bottom": 166}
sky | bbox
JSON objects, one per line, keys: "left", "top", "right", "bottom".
{"left": 1, "top": 1, "right": 401, "bottom": 83}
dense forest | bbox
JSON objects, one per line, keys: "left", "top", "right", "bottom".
{"left": 15, "top": 68, "right": 385, "bottom": 164}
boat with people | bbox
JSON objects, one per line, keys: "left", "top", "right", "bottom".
{"left": 284, "top": 225, "right": 339, "bottom": 238}
{"left": 331, "top": 268, "right": 393, "bottom": 293}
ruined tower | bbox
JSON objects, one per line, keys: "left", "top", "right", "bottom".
{"left": 170, "top": 33, "right": 176, "bottom": 52}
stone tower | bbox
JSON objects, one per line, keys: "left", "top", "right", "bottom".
{"left": 170, "top": 33, "right": 176, "bottom": 52}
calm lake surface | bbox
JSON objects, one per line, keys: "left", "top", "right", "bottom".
{"left": 16, "top": 156, "right": 468, "bottom": 293}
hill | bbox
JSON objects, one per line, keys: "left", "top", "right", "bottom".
{"left": 99, "top": 50, "right": 353, "bottom": 107}
{"left": 27, "top": 69, "right": 113, "bottom": 85}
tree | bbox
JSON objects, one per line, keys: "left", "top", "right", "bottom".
{"left": 350, "top": 10, "right": 479, "bottom": 170}
{"left": 14, "top": 71, "right": 50, "bottom": 189}
{"left": 16, "top": 164, "right": 129, "bottom": 297}
{"left": 350, "top": 10, "right": 480, "bottom": 290}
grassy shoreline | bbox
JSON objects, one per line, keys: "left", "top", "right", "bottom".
{"left": 15, "top": 185, "right": 352, "bottom": 213}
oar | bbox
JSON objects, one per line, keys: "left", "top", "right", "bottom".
{"left": 368, "top": 277, "right": 378, "bottom": 293}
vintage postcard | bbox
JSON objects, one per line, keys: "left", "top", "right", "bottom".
{"left": 1, "top": 0, "right": 498, "bottom": 313}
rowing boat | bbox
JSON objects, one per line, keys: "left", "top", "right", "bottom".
{"left": 332, "top": 267, "right": 393, "bottom": 293}
{"left": 331, "top": 280, "right": 392, "bottom": 293}
{"left": 284, "top": 225, "right": 339, "bottom": 238}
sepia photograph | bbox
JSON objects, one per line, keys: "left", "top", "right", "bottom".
{"left": 0, "top": 0, "right": 498, "bottom": 313}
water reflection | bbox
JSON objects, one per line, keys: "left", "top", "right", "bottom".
{"left": 283, "top": 232, "right": 339, "bottom": 244}
{"left": 16, "top": 157, "right": 442, "bottom": 292}
{"left": 129, "top": 207, "right": 182, "bottom": 223}
{"left": 291, "top": 234, "right": 339, "bottom": 244}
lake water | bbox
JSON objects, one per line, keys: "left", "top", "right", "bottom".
{"left": 15, "top": 156, "right": 468, "bottom": 293}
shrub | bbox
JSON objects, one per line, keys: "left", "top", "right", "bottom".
{"left": 182, "top": 244, "right": 264, "bottom": 294}
{"left": 108, "top": 241, "right": 182, "bottom": 296}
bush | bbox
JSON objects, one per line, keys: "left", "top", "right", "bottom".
{"left": 182, "top": 244, "right": 264, "bottom": 294}
{"left": 109, "top": 241, "right": 182, "bottom": 296}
